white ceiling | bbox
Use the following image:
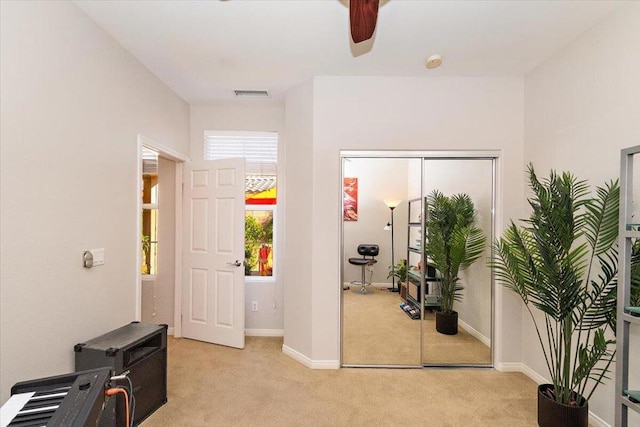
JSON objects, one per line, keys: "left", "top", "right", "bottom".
{"left": 73, "top": 0, "right": 625, "bottom": 104}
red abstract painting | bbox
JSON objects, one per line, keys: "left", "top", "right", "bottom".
{"left": 343, "top": 178, "right": 358, "bottom": 221}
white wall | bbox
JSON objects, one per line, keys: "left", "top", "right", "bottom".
{"left": 283, "top": 76, "right": 525, "bottom": 364}
{"left": 189, "top": 100, "right": 286, "bottom": 332}
{"left": 0, "top": 1, "right": 189, "bottom": 403}
{"left": 283, "top": 81, "right": 315, "bottom": 359}
{"left": 524, "top": 3, "right": 640, "bottom": 425}
{"left": 343, "top": 158, "right": 410, "bottom": 286}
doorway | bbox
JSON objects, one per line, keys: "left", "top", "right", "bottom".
{"left": 140, "top": 149, "right": 178, "bottom": 330}
{"left": 136, "top": 135, "right": 187, "bottom": 334}
{"left": 136, "top": 135, "right": 247, "bottom": 348}
{"left": 340, "top": 151, "right": 496, "bottom": 368}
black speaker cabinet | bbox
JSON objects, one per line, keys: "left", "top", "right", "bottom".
{"left": 75, "top": 322, "right": 167, "bottom": 427}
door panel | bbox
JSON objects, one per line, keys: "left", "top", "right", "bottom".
{"left": 182, "top": 158, "right": 245, "bottom": 349}
{"left": 421, "top": 158, "right": 494, "bottom": 366}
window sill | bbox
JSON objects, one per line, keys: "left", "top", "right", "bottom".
{"left": 245, "top": 276, "right": 276, "bottom": 283}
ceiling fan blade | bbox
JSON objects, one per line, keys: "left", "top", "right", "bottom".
{"left": 350, "top": 0, "right": 379, "bottom": 43}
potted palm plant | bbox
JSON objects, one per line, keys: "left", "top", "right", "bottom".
{"left": 423, "top": 190, "right": 486, "bottom": 335}
{"left": 491, "top": 165, "right": 619, "bottom": 427}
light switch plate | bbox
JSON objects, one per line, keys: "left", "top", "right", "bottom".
{"left": 91, "top": 248, "right": 105, "bottom": 266}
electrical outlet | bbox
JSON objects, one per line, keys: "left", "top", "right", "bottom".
{"left": 251, "top": 301, "right": 258, "bottom": 312}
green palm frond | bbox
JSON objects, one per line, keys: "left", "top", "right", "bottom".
{"left": 584, "top": 181, "right": 620, "bottom": 256}
{"left": 490, "top": 164, "right": 619, "bottom": 406}
{"left": 424, "top": 189, "right": 486, "bottom": 313}
{"left": 490, "top": 225, "right": 535, "bottom": 302}
{"left": 578, "top": 252, "right": 618, "bottom": 332}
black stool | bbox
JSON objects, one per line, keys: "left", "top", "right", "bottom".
{"left": 348, "top": 244, "right": 379, "bottom": 294}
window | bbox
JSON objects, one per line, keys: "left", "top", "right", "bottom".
{"left": 204, "top": 131, "right": 278, "bottom": 278}
{"left": 245, "top": 207, "right": 274, "bottom": 276}
{"left": 141, "top": 147, "right": 159, "bottom": 275}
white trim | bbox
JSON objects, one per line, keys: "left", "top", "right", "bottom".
{"left": 245, "top": 329, "right": 284, "bottom": 337}
{"left": 340, "top": 150, "right": 502, "bottom": 159}
{"left": 494, "top": 361, "right": 525, "bottom": 372}
{"left": 458, "top": 319, "right": 491, "bottom": 347}
{"left": 173, "top": 162, "right": 183, "bottom": 338}
{"left": 167, "top": 327, "right": 175, "bottom": 336}
{"left": 139, "top": 135, "right": 189, "bottom": 163}
{"left": 282, "top": 345, "right": 340, "bottom": 369}
{"left": 588, "top": 412, "right": 610, "bottom": 427}
{"left": 520, "top": 364, "right": 548, "bottom": 385}
{"left": 135, "top": 139, "right": 143, "bottom": 322}
{"left": 136, "top": 134, "right": 188, "bottom": 336}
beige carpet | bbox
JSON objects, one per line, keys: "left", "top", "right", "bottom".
{"left": 142, "top": 336, "right": 537, "bottom": 426}
{"left": 343, "top": 287, "right": 491, "bottom": 365}
{"left": 422, "top": 311, "right": 492, "bottom": 365}
{"left": 343, "top": 287, "right": 421, "bottom": 365}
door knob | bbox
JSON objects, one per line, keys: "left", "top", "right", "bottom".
{"left": 228, "top": 260, "right": 242, "bottom": 267}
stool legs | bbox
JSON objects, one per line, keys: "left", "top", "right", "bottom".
{"left": 349, "top": 263, "right": 374, "bottom": 294}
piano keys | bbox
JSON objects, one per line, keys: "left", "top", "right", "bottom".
{"left": 1, "top": 368, "right": 112, "bottom": 427}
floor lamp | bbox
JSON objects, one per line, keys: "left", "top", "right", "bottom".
{"left": 384, "top": 199, "right": 401, "bottom": 292}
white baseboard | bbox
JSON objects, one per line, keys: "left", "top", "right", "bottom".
{"left": 494, "top": 361, "right": 546, "bottom": 384}
{"left": 167, "top": 327, "right": 174, "bottom": 336}
{"left": 494, "top": 361, "right": 525, "bottom": 372}
{"left": 458, "top": 319, "right": 491, "bottom": 347}
{"left": 282, "top": 345, "right": 340, "bottom": 369}
{"left": 494, "top": 362, "right": 611, "bottom": 427}
{"left": 588, "top": 412, "right": 609, "bottom": 427}
{"left": 245, "top": 329, "right": 284, "bottom": 337}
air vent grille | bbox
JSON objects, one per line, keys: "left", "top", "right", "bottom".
{"left": 233, "top": 90, "right": 270, "bottom": 98}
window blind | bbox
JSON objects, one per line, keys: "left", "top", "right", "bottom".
{"left": 204, "top": 131, "right": 277, "bottom": 175}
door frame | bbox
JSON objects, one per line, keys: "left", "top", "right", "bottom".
{"left": 136, "top": 135, "right": 189, "bottom": 337}
{"left": 339, "top": 150, "right": 501, "bottom": 367}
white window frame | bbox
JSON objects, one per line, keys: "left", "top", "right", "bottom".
{"left": 204, "top": 130, "right": 278, "bottom": 284}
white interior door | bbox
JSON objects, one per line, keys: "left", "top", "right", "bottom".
{"left": 182, "top": 158, "right": 245, "bottom": 348}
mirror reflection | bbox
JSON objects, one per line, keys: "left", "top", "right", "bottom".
{"left": 421, "top": 159, "right": 493, "bottom": 366}
{"left": 342, "top": 157, "right": 420, "bottom": 366}
{"left": 341, "top": 155, "right": 494, "bottom": 367}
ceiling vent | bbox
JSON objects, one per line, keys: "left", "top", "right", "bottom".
{"left": 233, "top": 90, "right": 270, "bottom": 98}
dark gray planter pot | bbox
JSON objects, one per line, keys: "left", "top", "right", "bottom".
{"left": 435, "top": 310, "right": 458, "bottom": 335}
{"left": 537, "top": 384, "right": 588, "bottom": 427}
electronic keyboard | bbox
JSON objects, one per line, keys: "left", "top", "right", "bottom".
{"left": 1, "top": 368, "right": 112, "bottom": 427}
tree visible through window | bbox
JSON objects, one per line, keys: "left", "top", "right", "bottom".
{"left": 141, "top": 147, "right": 159, "bottom": 275}
{"left": 245, "top": 209, "right": 273, "bottom": 276}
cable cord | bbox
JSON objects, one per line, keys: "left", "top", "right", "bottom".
{"left": 124, "top": 376, "right": 136, "bottom": 424}
{"left": 105, "top": 388, "right": 130, "bottom": 427}
{"left": 111, "top": 374, "right": 136, "bottom": 426}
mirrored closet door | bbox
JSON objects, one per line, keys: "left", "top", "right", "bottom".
{"left": 420, "top": 158, "right": 494, "bottom": 366}
{"left": 341, "top": 157, "right": 421, "bottom": 366}
{"left": 341, "top": 153, "right": 495, "bottom": 368}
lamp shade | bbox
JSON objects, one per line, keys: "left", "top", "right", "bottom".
{"left": 384, "top": 199, "right": 401, "bottom": 209}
